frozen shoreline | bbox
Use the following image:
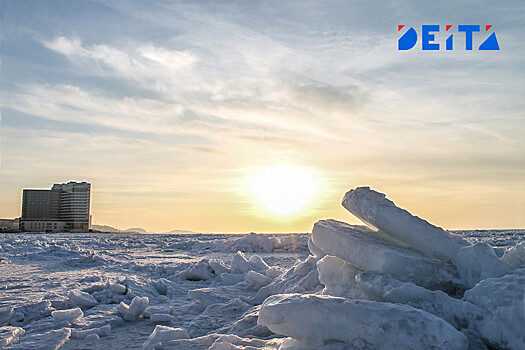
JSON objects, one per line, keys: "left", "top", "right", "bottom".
{"left": 1, "top": 188, "right": 524, "bottom": 349}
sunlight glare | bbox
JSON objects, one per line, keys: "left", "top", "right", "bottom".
{"left": 250, "top": 166, "right": 319, "bottom": 216}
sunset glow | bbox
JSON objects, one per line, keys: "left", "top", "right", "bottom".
{"left": 249, "top": 166, "right": 320, "bottom": 216}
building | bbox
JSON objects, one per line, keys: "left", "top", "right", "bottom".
{"left": 20, "top": 181, "right": 91, "bottom": 232}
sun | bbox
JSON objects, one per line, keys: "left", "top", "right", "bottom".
{"left": 250, "top": 166, "right": 319, "bottom": 216}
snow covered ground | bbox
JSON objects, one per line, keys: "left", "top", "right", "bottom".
{"left": 1, "top": 187, "right": 524, "bottom": 349}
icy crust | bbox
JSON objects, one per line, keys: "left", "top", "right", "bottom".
{"left": 463, "top": 268, "right": 525, "bottom": 350}
{"left": 312, "top": 219, "right": 459, "bottom": 291}
{"left": 356, "top": 272, "right": 522, "bottom": 350}
{"left": 257, "top": 293, "right": 468, "bottom": 350}
{"left": 342, "top": 187, "right": 469, "bottom": 260}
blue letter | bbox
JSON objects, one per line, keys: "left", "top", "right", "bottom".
{"left": 458, "top": 25, "right": 480, "bottom": 50}
{"left": 422, "top": 25, "right": 439, "bottom": 50}
{"left": 398, "top": 27, "right": 417, "bottom": 50}
{"left": 479, "top": 32, "right": 500, "bottom": 50}
{"left": 446, "top": 34, "right": 453, "bottom": 50}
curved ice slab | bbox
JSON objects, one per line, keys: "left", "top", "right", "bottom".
{"left": 312, "top": 220, "right": 459, "bottom": 290}
{"left": 342, "top": 187, "right": 468, "bottom": 261}
{"left": 257, "top": 293, "right": 468, "bottom": 350}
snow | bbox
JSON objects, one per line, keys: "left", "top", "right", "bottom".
{"left": 312, "top": 219, "right": 459, "bottom": 291}
{"left": 0, "top": 187, "right": 523, "bottom": 350}
{"left": 0, "top": 326, "right": 24, "bottom": 347}
{"left": 342, "top": 186, "right": 469, "bottom": 260}
{"left": 149, "top": 313, "right": 174, "bottom": 322}
{"left": 51, "top": 308, "right": 84, "bottom": 323}
{"left": 258, "top": 293, "right": 469, "bottom": 350}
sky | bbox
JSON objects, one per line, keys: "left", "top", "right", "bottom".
{"left": 1, "top": 0, "right": 524, "bottom": 232}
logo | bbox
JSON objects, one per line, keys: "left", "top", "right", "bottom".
{"left": 398, "top": 25, "right": 500, "bottom": 51}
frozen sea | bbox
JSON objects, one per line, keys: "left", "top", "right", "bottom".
{"left": 0, "top": 229, "right": 523, "bottom": 349}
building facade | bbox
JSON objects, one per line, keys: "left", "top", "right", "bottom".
{"left": 20, "top": 181, "right": 91, "bottom": 232}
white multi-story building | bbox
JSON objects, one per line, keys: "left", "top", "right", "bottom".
{"left": 20, "top": 181, "right": 91, "bottom": 232}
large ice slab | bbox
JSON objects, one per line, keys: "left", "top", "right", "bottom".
{"left": 356, "top": 272, "right": 521, "bottom": 350}
{"left": 257, "top": 293, "right": 468, "bottom": 350}
{"left": 312, "top": 220, "right": 459, "bottom": 290}
{"left": 342, "top": 187, "right": 469, "bottom": 260}
{"left": 463, "top": 268, "right": 525, "bottom": 350}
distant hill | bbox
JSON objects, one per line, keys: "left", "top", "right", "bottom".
{"left": 91, "top": 225, "right": 148, "bottom": 234}
{"left": 122, "top": 227, "right": 148, "bottom": 234}
{"left": 91, "top": 225, "right": 197, "bottom": 235}
{"left": 165, "top": 229, "right": 198, "bottom": 235}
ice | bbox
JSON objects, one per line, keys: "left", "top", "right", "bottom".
{"left": 8, "top": 327, "right": 71, "bottom": 350}
{"left": 258, "top": 293, "right": 468, "bottom": 350}
{"left": 451, "top": 242, "right": 510, "bottom": 288}
{"left": 68, "top": 289, "right": 98, "bottom": 308}
{"left": 221, "top": 233, "right": 276, "bottom": 253}
{"left": 312, "top": 219, "right": 459, "bottom": 291}
{"left": 142, "top": 306, "right": 173, "bottom": 318}
{"left": 1, "top": 226, "right": 521, "bottom": 349}
{"left": 463, "top": 268, "right": 525, "bottom": 349}
{"left": 149, "top": 313, "right": 174, "bottom": 322}
{"left": 3, "top": 301, "right": 54, "bottom": 327}
{"left": 208, "top": 334, "right": 282, "bottom": 349}
{"left": 142, "top": 325, "right": 189, "bottom": 350}
{"left": 317, "top": 255, "right": 367, "bottom": 299}
{"left": 183, "top": 258, "right": 231, "bottom": 281}
{"left": 0, "top": 326, "right": 24, "bottom": 347}
{"left": 71, "top": 324, "right": 111, "bottom": 339}
{"left": 307, "top": 236, "right": 327, "bottom": 258}
{"left": 342, "top": 187, "right": 469, "bottom": 260}
{"left": 244, "top": 270, "right": 273, "bottom": 290}
{"left": 188, "top": 298, "right": 252, "bottom": 337}
{"left": 355, "top": 271, "right": 521, "bottom": 349}
{"left": 51, "top": 307, "right": 84, "bottom": 323}
{"left": 230, "top": 251, "right": 269, "bottom": 274}
{"left": 109, "top": 283, "right": 127, "bottom": 295}
{"left": 254, "top": 255, "right": 321, "bottom": 303}
{"left": 501, "top": 241, "right": 525, "bottom": 270}
{"left": 121, "top": 296, "right": 149, "bottom": 321}
{"left": 85, "top": 333, "right": 100, "bottom": 341}
{"left": 222, "top": 306, "right": 273, "bottom": 338}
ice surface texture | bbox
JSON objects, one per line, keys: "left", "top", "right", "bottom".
{"left": 258, "top": 293, "right": 468, "bottom": 350}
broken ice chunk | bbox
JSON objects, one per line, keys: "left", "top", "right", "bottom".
{"left": 51, "top": 307, "right": 83, "bottom": 323}
{"left": 342, "top": 187, "right": 469, "bottom": 260}
{"left": 142, "top": 325, "right": 189, "bottom": 350}
{"left": 501, "top": 241, "right": 525, "bottom": 270}
{"left": 317, "top": 255, "right": 367, "bottom": 299}
{"left": 451, "top": 242, "right": 510, "bottom": 288}
{"left": 258, "top": 293, "right": 468, "bottom": 350}
{"left": 312, "top": 220, "right": 459, "bottom": 291}
{"left": 68, "top": 290, "right": 98, "bottom": 308}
